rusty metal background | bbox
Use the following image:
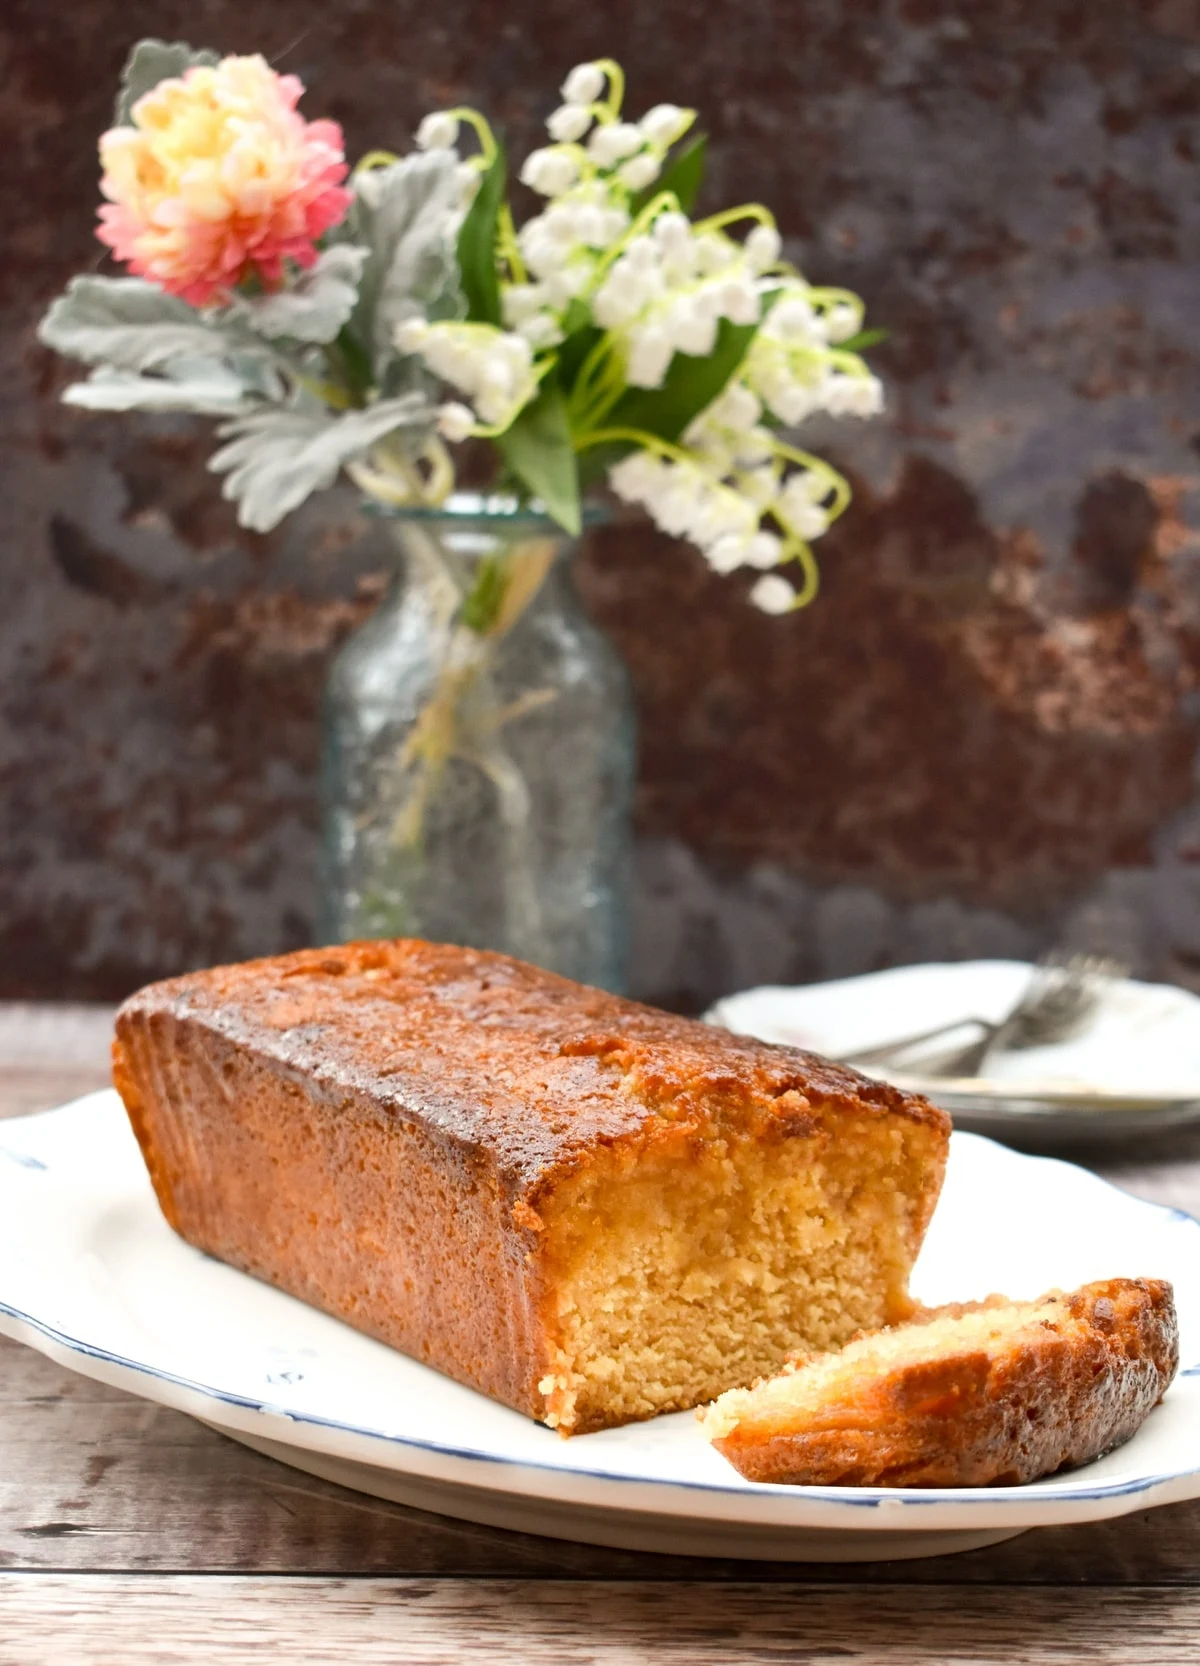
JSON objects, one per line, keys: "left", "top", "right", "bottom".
{"left": 2, "top": 0, "right": 1199, "bottom": 1006}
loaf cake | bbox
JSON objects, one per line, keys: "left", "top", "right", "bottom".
{"left": 112, "top": 939, "right": 950, "bottom": 1434}
{"left": 701, "top": 1277, "right": 1178, "bottom": 1485}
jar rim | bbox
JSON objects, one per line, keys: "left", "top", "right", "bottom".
{"left": 363, "top": 491, "right": 610, "bottom": 529}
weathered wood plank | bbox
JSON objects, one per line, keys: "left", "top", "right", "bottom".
{"left": 0, "top": 1067, "right": 113, "bottom": 1120}
{"left": 2, "top": 1336, "right": 1200, "bottom": 1584}
{"left": 1, "top": 1576, "right": 1199, "bottom": 1664}
{"left": 0, "top": 1005, "right": 115, "bottom": 1066}
{"left": 0, "top": 1003, "right": 115, "bottom": 1121}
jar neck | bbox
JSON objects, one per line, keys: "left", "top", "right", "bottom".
{"left": 371, "top": 492, "right": 604, "bottom": 579}
{"left": 375, "top": 507, "right": 585, "bottom": 643}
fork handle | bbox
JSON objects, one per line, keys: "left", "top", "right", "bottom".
{"left": 838, "top": 1016, "right": 993, "bottom": 1068}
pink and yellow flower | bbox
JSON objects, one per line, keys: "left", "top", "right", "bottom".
{"left": 97, "top": 55, "right": 351, "bottom": 306}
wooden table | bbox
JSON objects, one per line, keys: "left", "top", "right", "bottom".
{"left": 2, "top": 1004, "right": 1198, "bottom": 1663}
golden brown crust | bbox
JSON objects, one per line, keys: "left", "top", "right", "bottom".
{"left": 707, "top": 1278, "right": 1179, "bottom": 1487}
{"left": 112, "top": 938, "right": 949, "bottom": 1430}
{"left": 115, "top": 939, "right": 948, "bottom": 1208}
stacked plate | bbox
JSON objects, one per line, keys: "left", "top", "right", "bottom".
{"left": 707, "top": 960, "right": 1200, "bottom": 1147}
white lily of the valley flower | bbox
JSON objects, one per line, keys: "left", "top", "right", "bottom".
{"left": 767, "top": 293, "right": 825, "bottom": 345}
{"left": 541, "top": 202, "right": 588, "bottom": 246}
{"left": 517, "top": 225, "right": 565, "bottom": 279}
{"left": 453, "top": 162, "right": 480, "bottom": 210}
{"left": 395, "top": 317, "right": 431, "bottom": 354}
{"left": 694, "top": 233, "right": 734, "bottom": 276}
{"left": 705, "top": 533, "right": 753, "bottom": 574}
{"left": 626, "top": 323, "right": 675, "bottom": 388}
{"left": 780, "top": 497, "right": 829, "bottom": 540}
{"left": 717, "top": 275, "right": 761, "bottom": 326}
{"left": 824, "top": 373, "right": 884, "bottom": 417}
{"left": 487, "top": 333, "right": 535, "bottom": 380}
{"left": 561, "top": 62, "right": 606, "bottom": 105}
{"left": 415, "top": 111, "right": 459, "bottom": 151}
{"left": 475, "top": 381, "right": 523, "bottom": 426}
{"left": 608, "top": 450, "right": 667, "bottom": 503}
{"left": 405, "top": 324, "right": 537, "bottom": 432}
{"left": 570, "top": 204, "right": 607, "bottom": 247}
{"left": 751, "top": 360, "right": 821, "bottom": 425}
{"left": 740, "top": 466, "right": 778, "bottom": 508}
{"left": 749, "top": 573, "right": 797, "bottom": 614}
{"left": 823, "top": 301, "right": 861, "bottom": 343}
{"left": 641, "top": 103, "right": 689, "bottom": 147}
{"left": 617, "top": 153, "right": 660, "bottom": 192}
{"left": 692, "top": 490, "right": 757, "bottom": 547}
{"left": 588, "top": 122, "right": 644, "bottom": 167}
{"left": 516, "top": 312, "right": 564, "bottom": 349}
{"left": 734, "top": 427, "right": 774, "bottom": 466}
{"left": 653, "top": 211, "right": 691, "bottom": 252}
{"left": 669, "top": 297, "right": 718, "bottom": 358}
{"left": 744, "top": 223, "right": 782, "bottom": 272}
{"left": 543, "top": 264, "right": 591, "bottom": 307}
{"left": 592, "top": 257, "right": 662, "bottom": 328}
{"left": 779, "top": 473, "right": 831, "bottom": 528}
{"left": 546, "top": 103, "right": 593, "bottom": 144}
{"left": 599, "top": 206, "right": 633, "bottom": 243}
{"left": 743, "top": 529, "right": 784, "bottom": 568}
{"left": 702, "top": 492, "right": 759, "bottom": 542}
{"left": 501, "top": 284, "right": 549, "bottom": 325}
{"left": 699, "top": 382, "right": 761, "bottom": 434}
{"left": 520, "top": 148, "right": 580, "bottom": 197}
{"left": 655, "top": 474, "right": 703, "bottom": 537}
{"left": 436, "top": 402, "right": 477, "bottom": 441}
{"left": 624, "top": 234, "right": 659, "bottom": 272}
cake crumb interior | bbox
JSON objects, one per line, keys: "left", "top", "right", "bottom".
{"left": 538, "top": 1107, "right": 939, "bottom": 1434}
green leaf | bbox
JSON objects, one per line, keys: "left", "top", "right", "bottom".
{"left": 560, "top": 298, "right": 591, "bottom": 337}
{"left": 554, "top": 318, "right": 603, "bottom": 396}
{"left": 497, "top": 382, "right": 581, "bottom": 535}
{"left": 636, "top": 133, "right": 707, "bottom": 216}
{"left": 333, "top": 324, "right": 375, "bottom": 404}
{"left": 604, "top": 315, "right": 760, "bottom": 445}
{"left": 456, "top": 146, "right": 506, "bottom": 326}
{"left": 837, "top": 326, "right": 889, "bottom": 352}
{"left": 114, "top": 39, "right": 219, "bottom": 126}
{"left": 459, "top": 555, "right": 509, "bottom": 633}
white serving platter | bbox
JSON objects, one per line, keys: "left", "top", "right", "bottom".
{"left": 1, "top": 1091, "right": 1198, "bottom": 1562}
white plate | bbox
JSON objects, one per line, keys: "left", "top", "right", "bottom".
{"left": 2, "top": 1092, "right": 1199, "bottom": 1563}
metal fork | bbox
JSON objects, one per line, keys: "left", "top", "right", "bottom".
{"left": 838, "top": 953, "right": 1127, "bottom": 1079}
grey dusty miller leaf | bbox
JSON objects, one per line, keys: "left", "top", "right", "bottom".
{"left": 61, "top": 359, "right": 256, "bottom": 415}
{"left": 340, "top": 152, "right": 464, "bottom": 376}
{"left": 209, "top": 395, "right": 429, "bottom": 531}
{"left": 113, "top": 39, "right": 220, "bottom": 127}
{"left": 38, "top": 276, "right": 245, "bottom": 373}
{"left": 231, "top": 246, "right": 371, "bottom": 344}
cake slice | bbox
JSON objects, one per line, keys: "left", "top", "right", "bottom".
{"left": 112, "top": 939, "right": 949, "bottom": 1435}
{"left": 701, "top": 1277, "right": 1178, "bottom": 1485}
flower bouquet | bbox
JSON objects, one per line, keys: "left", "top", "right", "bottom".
{"left": 39, "top": 41, "right": 883, "bottom": 982}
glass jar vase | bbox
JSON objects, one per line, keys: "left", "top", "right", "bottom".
{"left": 319, "top": 495, "right": 635, "bottom": 991}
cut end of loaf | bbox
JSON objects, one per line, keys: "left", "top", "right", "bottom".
{"left": 534, "top": 1101, "right": 947, "bottom": 1435}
